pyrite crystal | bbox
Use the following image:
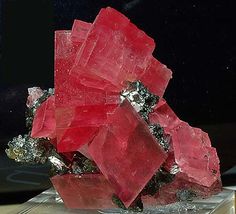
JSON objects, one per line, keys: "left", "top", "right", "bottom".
{"left": 6, "top": 7, "right": 221, "bottom": 211}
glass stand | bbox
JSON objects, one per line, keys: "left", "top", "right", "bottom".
{"left": 9, "top": 188, "right": 235, "bottom": 214}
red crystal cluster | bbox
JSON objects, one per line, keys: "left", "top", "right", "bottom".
{"left": 31, "top": 7, "right": 221, "bottom": 209}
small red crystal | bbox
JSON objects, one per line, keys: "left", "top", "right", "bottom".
{"left": 31, "top": 95, "right": 56, "bottom": 139}
{"left": 71, "top": 20, "right": 91, "bottom": 44}
{"left": 140, "top": 58, "right": 172, "bottom": 97}
{"left": 149, "top": 98, "right": 181, "bottom": 133}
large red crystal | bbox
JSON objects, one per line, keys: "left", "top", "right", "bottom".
{"left": 88, "top": 100, "right": 167, "bottom": 207}
{"left": 51, "top": 174, "right": 116, "bottom": 209}
{"left": 55, "top": 27, "right": 119, "bottom": 153}
{"left": 73, "top": 7, "right": 155, "bottom": 91}
{"left": 71, "top": 7, "right": 171, "bottom": 96}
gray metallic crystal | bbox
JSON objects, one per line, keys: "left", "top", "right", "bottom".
{"left": 6, "top": 134, "right": 48, "bottom": 164}
{"left": 149, "top": 124, "right": 170, "bottom": 151}
{"left": 121, "top": 81, "right": 159, "bottom": 121}
{"left": 48, "top": 155, "right": 69, "bottom": 175}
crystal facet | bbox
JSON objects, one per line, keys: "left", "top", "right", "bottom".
{"left": 140, "top": 58, "right": 172, "bottom": 97}
{"left": 73, "top": 7, "right": 155, "bottom": 91}
{"left": 88, "top": 100, "right": 167, "bottom": 207}
{"left": 55, "top": 29, "right": 119, "bottom": 153}
{"left": 31, "top": 95, "right": 56, "bottom": 139}
{"left": 71, "top": 20, "right": 91, "bottom": 44}
{"left": 51, "top": 174, "right": 116, "bottom": 209}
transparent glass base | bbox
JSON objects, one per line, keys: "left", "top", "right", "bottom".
{"left": 11, "top": 188, "right": 235, "bottom": 214}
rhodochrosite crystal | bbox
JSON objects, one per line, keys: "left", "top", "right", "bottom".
{"left": 51, "top": 174, "right": 116, "bottom": 209}
{"left": 55, "top": 28, "right": 120, "bottom": 153}
{"left": 89, "top": 100, "right": 167, "bottom": 207}
{"left": 72, "top": 9, "right": 155, "bottom": 91}
{"left": 150, "top": 99, "right": 220, "bottom": 187}
{"left": 31, "top": 95, "right": 56, "bottom": 139}
{"left": 71, "top": 20, "right": 92, "bottom": 44}
{"left": 140, "top": 58, "right": 172, "bottom": 97}
{"left": 20, "top": 6, "right": 221, "bottom": 210}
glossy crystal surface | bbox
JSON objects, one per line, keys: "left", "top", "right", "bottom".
{"left": 51, "top": 174, "right": 116, "bottom": 209}
{"left": 28, "top": 6, "right": 222, "bottom": 209}
{"left": 150, "top": 99, "right": 221, "bottom": 189}
{"left": 89, "top": 100, "right": 167, "bottom": 207}
{"left": 31, "top": 95, "right": 56, "bottom": 139}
